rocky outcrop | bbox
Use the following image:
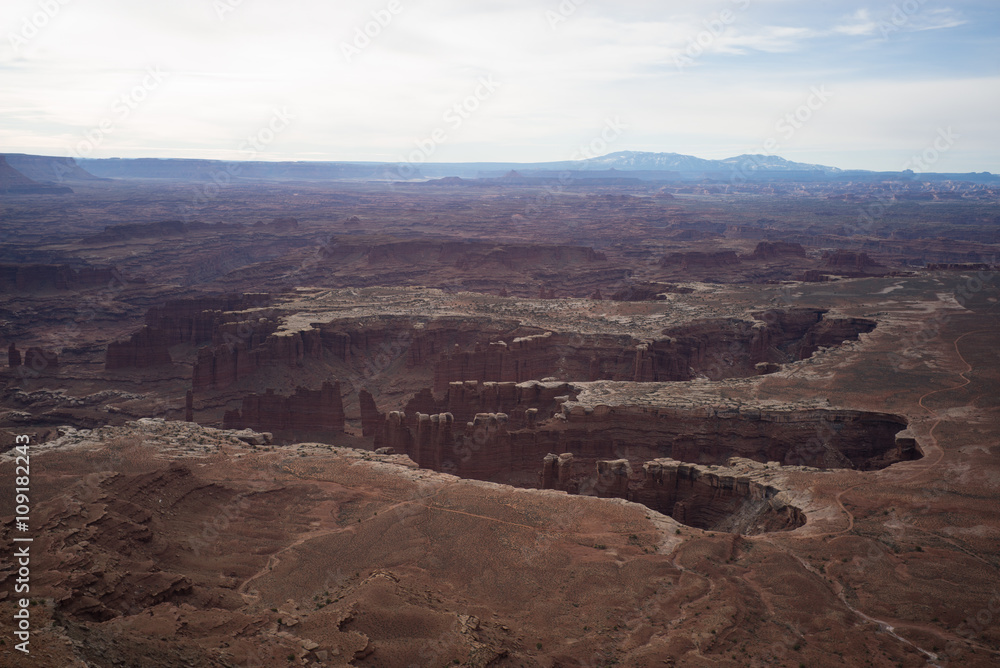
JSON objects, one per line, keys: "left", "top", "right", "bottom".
{"left": 381, "top": 401, "right": 899, "bottom": 533}
{"left": 431, "top": 332, "right": 637, "bottom": 392}
{"left": 541, "top": 452, "right": 575, "bottom": 490}
{"left": 105, "top": 326, "right": 172, "bottom": 370}
{"left": 440, "top": 380, "right": 578, "bottom": 427}
{"left": 194, "top": 315, "right": 510, "bottom": 392}
{"left": 794, "top": 316, "right": 876, "bottom": 359}
{"left": 193, "top": 326, "right": 318, "bottom": 391}
{"left": 633, "top": 309, "right": 875, "bottom": 381}
{"left": 222, "top": 382, "right": 345, "bottom": 435}
{"left": 383, "top": 411, "right": 413, "bottom": 455}
{"left": 388, "top": 400, "right": 916, "bottom": 495}
{"left": 8, "top": 343, "right": 21, "bottom": 367}
{"left": 631, "top": 458, "right": 805, "bottom": 534}
{"left": 189, "top": 308, "right": 876, "bottom": 394}
{"left": 23, "top": 347, "right": 59, "bottom": 371}
{"left": 144, "top": 294, "right": 272, "bottom": 347}
{"left": 359, "top": 389, "right": 383, "bottom": 439}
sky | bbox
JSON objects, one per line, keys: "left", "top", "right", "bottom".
{"left": 1, "top": 0, "right": 998, "bottom": 172}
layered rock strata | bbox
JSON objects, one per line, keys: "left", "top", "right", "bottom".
{"left": 222, "top": 382, "right": 345, "bottom": 435}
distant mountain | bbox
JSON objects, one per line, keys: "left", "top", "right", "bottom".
{"left": 0, "top": 155, "right": 73, "bottom": 194}
{"left": 7, "top": 151, "right": 990, "bottom": 185}
{"left": 3, "top": 153, "right": 104, "bottom": 182}
{"left": 575, "top": 151, "right": 840, "bottom": 174}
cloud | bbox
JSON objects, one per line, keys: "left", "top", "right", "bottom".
{"left": 831, "top": 5, "right": 967, "bottom": 39}
{"left": 833, "top": 9, "right": 878, "bottom": 36}
{"left": 910, "top": 7, "right": 968, "bottom": 31}
{"left": 0, "top": 1, "right": 995, "bottom": 170}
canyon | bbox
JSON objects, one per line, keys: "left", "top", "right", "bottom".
{"left": 1, "top": 160, "right": 998, "bottom": 666}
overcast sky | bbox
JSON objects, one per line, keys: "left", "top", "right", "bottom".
{"left": 2, "top": 0, "right": 997, "bottom": 171}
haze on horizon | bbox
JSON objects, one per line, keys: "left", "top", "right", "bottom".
{"left": 1, "top": 0, "right": 998, "bottom": 173}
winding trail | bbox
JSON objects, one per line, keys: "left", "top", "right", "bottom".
{"left": 820, "top": 329, "right": 988, "bottom": 539}
{"left": 756, "top": 329, "right": 1000, "bottom": 666}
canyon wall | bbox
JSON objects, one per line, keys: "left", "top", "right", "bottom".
{"left": 105, "top": 294, "right": 273, "bottom": 371}
{"left": 631, "top": 458, "right": 806, "bottom": 533}
{"left": 379, "top": 402, "right": 915, "bottom": 490}
{"left": 222, "top": 381, "right": 345, "bottom": 434}
{"left": 105, "top": 326, "right": 172, "bottom": 370}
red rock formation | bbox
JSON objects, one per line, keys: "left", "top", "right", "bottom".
{"left": 746, "top": 241, "right": 806, "bottom": 260}
{"left": 383, "top": 411, "right": 413, "bottom": 455}
{"left": 634, "top": 309, "right": 873, "bottom": 381}
{"left": 391, "top": 400, "right": 915, "bottom": 490}
{"left": 795, "top": 316, "right": 876, "bottom": 359}
{"left": 193, "top": 325, "right": 320, "bottom": 391}
{"left": 22, "top": 347, "right": 59, "bottom": 372}
{"left": 144, "top": 294, "right": 271, "bottom": 347}
{"left": 632, "top": 459, "right": 805, "bottom": 533}
{"left": 429, "top": 332, "right": 628, "bottom": 392}
{"left": 359, "top": 389, "right": 383, "bottom": 439}
{"left": 594, "top": 459, "right": 632, "bottom": 498}
{"left": 105, "top": 326, "right": 172, "bottom": 370}
{"left": 222, "top": 381, "right": 345, "bottom": 434}
{"left": 439, "top": 380, "right": 576, "bottom": 428}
